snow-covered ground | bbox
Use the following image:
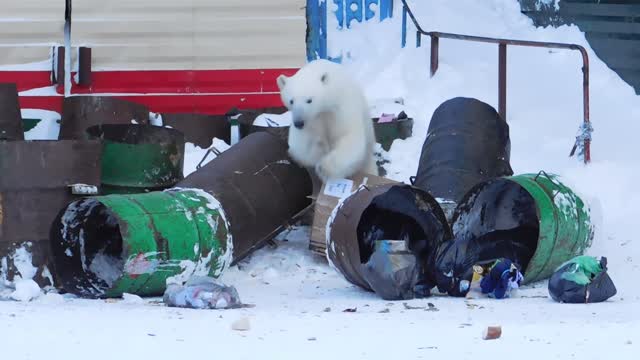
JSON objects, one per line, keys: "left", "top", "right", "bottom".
{"left": 2, "top": 0, "right": 639, "bottom": 359}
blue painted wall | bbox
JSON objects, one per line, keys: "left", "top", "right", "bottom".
{"left": 307, "top": 0, "right": 395, "bottom": 62}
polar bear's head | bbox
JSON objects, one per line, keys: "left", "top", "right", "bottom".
{"left": 277, "top": 59, "right": 340, "bottom": 130}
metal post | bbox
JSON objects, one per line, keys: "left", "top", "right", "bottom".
{"left": 580, "top": 49, "right": 591, "bottom": 163}
{"left": 498, "top": 43, "right": 507, "bottom": 121}
{"left": 430, "top": 35, "right": 439, "bottom": 77}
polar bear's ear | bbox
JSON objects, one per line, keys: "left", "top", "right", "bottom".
{"left": 277, "top": 75, "right": 288, "bottom": 90}
{"left": 321, "top": 73, "right": 328, "bottom": 84}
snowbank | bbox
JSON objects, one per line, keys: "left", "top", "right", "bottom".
{"left": 336, "top": 0, "right": 639, "bottom": 295}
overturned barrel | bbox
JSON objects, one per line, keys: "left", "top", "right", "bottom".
{"left": 434, "top": 171, "right": 594, "bottom": 296}
{"left": 413, "top": 97, "right": 513, "bottom": 205}
{"left": 49, "top": 188, "right": 231, "bottom": 298}
{"left": 177, "top": 131, "right": 313, "bottom": 261}
{"left": 0, "top": 83, "right": 24, "bottom": 141}
{"left": 326, "top": 183, "right": 452, "bottom": 298}
{"left": 85, "top": 124, "right": 185, "bottom": 194}
{"left": 1, "top": 140, "right": 102, "bottom": 288}
{"left": 49, "top": 132, "right": 313, "bottom": 297}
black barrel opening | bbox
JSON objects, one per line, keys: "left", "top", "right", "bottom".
{"left": 435, "top": 179, "right": 539, "bottom": 296}
{"left": 354, "top": 185, "right": 453, "bottom": 292}
{"left": 50, "top": 198, "right": 125, "bottom": 297}
{"left": 357, "top": 185, "right": 450, "bottom": 264}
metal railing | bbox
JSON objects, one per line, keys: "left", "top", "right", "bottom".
{"left": 400, "top": 0, "right": 591, "bottom": 163}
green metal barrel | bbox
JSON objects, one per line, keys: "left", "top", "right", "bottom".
{"left": 372, "top": 117, "right": 414, "bottom": 152}
{"left": 450, "top": 171, "right": 593, "bottom": 285}
{"left": 86, "top": 124, "right": 185, "bottom": 194}
{"left": 511, "top": 172, "right": 593, "bottom": 283}
{"left": 49, "top": 188, "right": 232, "bottom": 298}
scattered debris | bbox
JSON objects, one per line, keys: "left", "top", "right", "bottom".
{"left": 482, "top": 326, "right": 502, "bottom": 340}
{"left": 323, "top": 307, "right": 331, "bottom": 312}
{"left": 164, "top": 276, "right": 248, "bottom": 310}
{"left": 378, "top": 308, "right": 390, "bottom": 313}
{"left": 403, "top": 302, "right": 425, "bottom": 310}
{"left": 307, "top": 337, "right": 317, "bottom": 341}
{"left": 425, "top": 303, "right": 439, "bottom": 312}
{"left": 343, "top": 307, "right": 357, "bottom": 313}
{"left": 479, "top": 258, "right": 523, "bottom": 299}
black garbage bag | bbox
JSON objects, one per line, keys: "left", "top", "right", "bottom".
{"left": 413, "top": 97, "right": 513, "bottom": 204}
{"left": 432, "top": 227, "right": 537, "bottom": 297}
{"left": 356, "top": 185, "right": 452, "bottom": 300}
{"left": 360, "top": 240, "right": 421, "bottom": 301}
{"left": 432, "top": 178, "right": 540, "bottom": 297}
{"left": 548, "top": 256, "right": 617, "bottom": 304}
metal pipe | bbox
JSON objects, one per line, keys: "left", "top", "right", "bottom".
{"left": 400, "top": 0, "right": 591, "bottom": 163}
{"left": 430, "top": 35, "right": 439, "bottom": 77}
{"left": 499, "top": 43, "right": 507, "bottom": 121}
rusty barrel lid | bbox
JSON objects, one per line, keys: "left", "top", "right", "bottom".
{"left": 59, "top": 96, "right": 150, "bottom": 140}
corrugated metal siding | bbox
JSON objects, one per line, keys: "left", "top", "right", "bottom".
{"left": 72, "top": 0, "right": 307, "bottom": 70}
{"left": 520, "top": 0, "right": 640, "bottom": 94}
{"left": 0, "top": 1, "right": 64, "bottom": 66}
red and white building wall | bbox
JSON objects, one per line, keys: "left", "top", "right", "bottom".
{"left": 0, "top": 0, "right": 307, "bottom": 115}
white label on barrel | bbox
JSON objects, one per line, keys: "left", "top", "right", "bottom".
{"left": 324, "top": 178, "right": 354, "bottom": 199}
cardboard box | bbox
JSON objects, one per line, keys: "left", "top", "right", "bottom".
{"left": 309, "top": 173, "right": 400, "bottom": 258}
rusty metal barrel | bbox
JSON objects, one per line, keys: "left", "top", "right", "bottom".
{"left": 326, "top": 183, "right": 452, "bottom": 295}
{"left": 49, "top": 132, "right": 313, "bottom": 297}
{"left": 59, "top": 96, "right": 150, "bottom": 140}
{"left": 0, "top": 83, "right": 24, "bottom": 141}
{"left": 0, "top": 140, "right": 102, "bottom": 287}
{"left": 177, "top": 131, "right": 313, "bottom": 262}
{"left": 85, "top": 124, "right": 185, "bottom": 194}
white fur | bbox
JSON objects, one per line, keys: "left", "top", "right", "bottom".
{"left": 276, "top": 59, "right": 377, "bottom": 182}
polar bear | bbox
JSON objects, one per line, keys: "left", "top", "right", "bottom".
{"left": 276, "top": 59, "right": 378, "bottom": 183}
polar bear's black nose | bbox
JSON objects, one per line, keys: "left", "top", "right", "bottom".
{"left": 293, "top": 120, "right": 305, "bottom": 129}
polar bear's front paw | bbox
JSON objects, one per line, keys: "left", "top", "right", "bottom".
{"left": 315, "top": 156, "right": 340, "bottom": 183}
{"left": 316, "top": 158, "right": 332, "bottom": 183}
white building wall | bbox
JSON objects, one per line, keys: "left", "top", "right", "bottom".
{"left": 0, "top": 1, "right": 65, "bottom": 67}
{"left": 71, "top": 0, "right": 307, "bottom": 70}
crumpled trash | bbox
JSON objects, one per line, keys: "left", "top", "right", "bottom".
{"left": 163, "top": 276, "right": 245, "bottom": 309}
{"left": 360, "top": 240, "right": 421, "bottom": 300}
{"left": 479, "top": 258, "right": 523, "bottom": 299}
{"left": 548, "top": 255, "right": 616, "bottom": 304}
